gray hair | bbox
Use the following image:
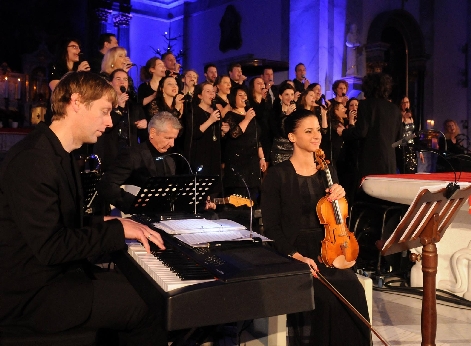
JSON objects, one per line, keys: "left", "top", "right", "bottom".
{"left": 148, "top": 111, "right": 182, "bottom": 133}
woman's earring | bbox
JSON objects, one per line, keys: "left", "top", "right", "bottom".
{"left": 111, "top": 64, "right": 114, "bottom": 68}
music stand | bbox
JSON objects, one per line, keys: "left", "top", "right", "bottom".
{"left": 381, "top": 184, "right": 471, "bottom": 346}
{"left": 80, "top": 171, "right": 101, "bottom": 214}
{"left": 128, "top": 175, "right": 218, "bottom": 215}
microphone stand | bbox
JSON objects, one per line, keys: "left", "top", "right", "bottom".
{"left": 230, "top": 167, "right": 253, "bottom": 237}
{"left": 155, "top": 152, "right": 196, "bottom": 214}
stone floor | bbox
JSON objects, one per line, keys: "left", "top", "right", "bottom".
{"left": 372, "top": 288, "right": 471, "bottom": 345}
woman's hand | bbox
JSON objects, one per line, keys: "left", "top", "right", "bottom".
{"left": 134, "top": 119, "right": 147, "bottom": 129}
{"left": 292, "top": 253, "right": 318, "bottom": 278}
{"left": 123, "top": 57, "right": 133, "bottom": 72}
{"left": 260, "top": 158, "right": 267, "bottom": 172}
{"left": 286, "top": 103, "right": 296, "bottom": 115}
{"left": 221, "top": 121, "right": 230, "bottom": 136}
{"left": 117, "top": 92, "right": 129, "bottom": 108}
{"left": 175, "top": 94, "right": 184, "bottom": 112}
{"left": 246, "top": 107, "right": 256, "bottom": 120}
{"left": 209, "top": 109, "right": 221, "bottom": 123}
{"left": 348, "top": 110, "right": 357, "bottom": 125}
{"left": 326, "top": 183, "right": 345, "bottom": 202}
{"left": 419, "top": 152, "right": 425, "bottom": 163}
{"left": 77, "top": 61, "right": 91, "bottom": 72}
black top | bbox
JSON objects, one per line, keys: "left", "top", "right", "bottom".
{"left": 223, "top": 111, "right": 262, "bottom": 188}
{"left": 184, "top": 105, "right": 222, "bottom": 176}
{"left": 137, "top": 82, "right": 158, "bottom": 121}
{"left": 292, "top": 78, "right": 305, "bottom": 93}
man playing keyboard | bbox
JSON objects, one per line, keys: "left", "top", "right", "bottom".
{"left": 0, "top": 71, "right": 167, "bottom": 345}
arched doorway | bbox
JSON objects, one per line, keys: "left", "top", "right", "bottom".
{"left": 366, "top": 10, "right": 427, "bottom": 127}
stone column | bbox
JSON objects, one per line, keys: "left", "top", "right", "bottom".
{"left": 113, "top": 13, "right": 132, "bottom": 54}
{"left": 95, "top": 8, "right": 112, "bottom": 34}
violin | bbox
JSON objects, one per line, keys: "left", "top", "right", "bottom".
{"left": 314, "top": 149, "right": 359, "bottom": 269}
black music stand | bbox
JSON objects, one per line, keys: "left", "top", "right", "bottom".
{"left": 80, "top": 171, "right": 101, "bottom": 215}
{"left": 128, "top": 175, "right": 218, "bottom": 215}
{"left": 381, "top": 184, "right": 471, "bottom": 346}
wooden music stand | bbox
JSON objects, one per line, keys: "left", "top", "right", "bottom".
{"left": 381, "top": 183, "right": 471, "bottom": 346}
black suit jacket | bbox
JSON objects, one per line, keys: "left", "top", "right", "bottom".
{"left": 341, "top": 98, "right": 402, "bottom": 178}
{"left": 0, "top": 123, "right": 125, "bottom": 332}
{"left": 98, "top": 141, "right": 176, "bottom": 213}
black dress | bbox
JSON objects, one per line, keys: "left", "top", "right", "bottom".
{"left": 262, "top": 160, "right": 370, "bottom": 346}
{"left": 137, "top": 82, "right": 158, "bottom": 121}
{"left": 184, "top": 106, "right": 222, "bottom": 177}
{"left": 223, "top": 111, "right": 262, "bottom": 196}
{"left": 269, "top": 101, "right": 293, "bottom": 165}
{"left": 396, "top": 121, "right": 418, "bottom": 174}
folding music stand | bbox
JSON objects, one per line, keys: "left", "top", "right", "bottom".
{"left": 128, "top": 175, "right": 218, "bottom": 215}
{"left": 381, "top": 184, "right": 471, "bottom": 346}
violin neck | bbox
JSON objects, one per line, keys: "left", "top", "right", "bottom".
{"left": 324, "top": 162, "right": 343, "bottom": 225}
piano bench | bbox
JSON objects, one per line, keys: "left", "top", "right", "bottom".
{"left": 0, "top": 326, "right": 107, "bottom": 346}
{"left": 238, "top": 274, "right": 373, "bottom": 346}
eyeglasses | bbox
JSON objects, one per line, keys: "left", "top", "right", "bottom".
{"left": 67, "top": 45, "right": 80, "bottom": 50}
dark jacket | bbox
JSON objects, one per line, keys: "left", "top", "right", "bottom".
{"left": 341, "top": 98, "right": 402, "bottom": 178}
{"left": 0, "top": 123, "right": 125, "bottom": 332}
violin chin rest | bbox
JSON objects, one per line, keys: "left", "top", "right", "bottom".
{"left": 332, "top": 256, "right": 356, "bottom": 269}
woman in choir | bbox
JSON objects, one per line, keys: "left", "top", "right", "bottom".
{"left": 248, "top": 77, "right": 271, "bottom": 169}
{"left": 329, "top": 79, "right": 349, "bottom": 106}
{"left": 138, "top": 57, "right": 167, "bottom": 121}
{"left": 181, "top": 69, "right": 198, "bottom": 98}
{"left": 184, "top": 82, "right": 229, "bottom": 178}
{"left": 270, "top": 82, "right": 296, "bottom": 165}
{"left": 223, "top": 85, "right": 267, "bottom": 201}
{"left": 323, "top": 102, "right": 348, "bottom": 167}
{"left": 298, "top": 87, "right": 328, "bottom": 130}
{"left": 154, "top": 76, "right": 185, "bottom": 119}
{"left": 396, "top": 96, "right": 421, "bottom": 173}
{"left": 342, "top": 97, "right": 361, "bottom": 202}
{"left": 213, "top": 75, "right": 232, "bottom": 118}
{"left": 93, "top": 69, "right": 147, "bottom": 172}
{"left": 100, "top": 46, "right": 133, "bottom": 78}
{"left": 48, "top": 38, "right": 91, "bottom": 91}
{"left": 443, "top": 119, "right": 467, "bottom": 154}
{"left": 261, "top": 109, "right": 370, "bottom": 346}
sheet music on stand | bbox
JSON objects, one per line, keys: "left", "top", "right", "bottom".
{"left": 128, "top": 175, "right": 218, "bottom": 215}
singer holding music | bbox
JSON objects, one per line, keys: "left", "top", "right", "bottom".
{"left": 223, "top": 85, "right": 267, "bottom": 202}
{"left": 261, "top": 109, "right": 370, "bottom": 346}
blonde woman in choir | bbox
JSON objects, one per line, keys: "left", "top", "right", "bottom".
{"left": 181, "top": 69, "right": 198, "bottom": 97}
{"left": 100, "top": 46, "right": 133, "bottom": 78}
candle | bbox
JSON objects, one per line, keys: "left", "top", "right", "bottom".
{"left": 430, "top": 120, "right": 434, "bottom": 128}
{"left": 4, "top": 77, "right": 8, "bottom": 98}
{"left": 15, "top": 78, "right": 21, "bottom": 99}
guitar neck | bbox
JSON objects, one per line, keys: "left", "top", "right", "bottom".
{"left": 213, "top": 197, "right": 230, "bottom": 205}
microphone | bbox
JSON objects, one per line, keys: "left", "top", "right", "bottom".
{"left": 244, "top": 99, "right": 251, "bottom": 111}
{"left": 210, "top": 98, "right": 217, "bottom": 110}
{"left": 230, "top": 167, "right": 253, "bottom": 237}
{"left": 405, "top": 108, "right": 410, "bottom": 113}
{"left": 181, "top": 92, "right": 192, "bottom": 102}
{"left": 119, "top": 86, "right": 127, "bottom": 94}
{"left": 391, "top": 133, "right": 416, "bottom": 148}
{"left": 165, "top": 70, "right": 172, "bottom": 77}
{"left": 342, "top": 93, "right": 346, "bottom": 97}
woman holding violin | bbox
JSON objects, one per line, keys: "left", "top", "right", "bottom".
{"left": 261, "top": 109, "right": 370, "bottom": 345}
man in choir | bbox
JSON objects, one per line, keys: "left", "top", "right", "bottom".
{"left": 89, "top": 33, "right": 119, "bottom": 73}
{"left": 98, "top": 111, "right": 182, "bottom": 214}
{"left": 292, "top": 62, "right": 310, "bottom": 94}
{"left": 162, "top": 52, "right": 183, "bottom": 90}
{"left": 228, "top": 62, "right": 247, "bottom": 91}
{"left": 261, "top": 66, "right": 279, "bottom": 108}
{"left": 203, "top": 63, "right": 218, "bottom": 85}
{"left": 0, "top": 71, "right": 167, "bottom": 345}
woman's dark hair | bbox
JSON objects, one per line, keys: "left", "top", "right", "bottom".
{"left": 345, "top": 97, "right": 358, "bottom": 110}
{"left": 248, "top": 76, "right": 263, "bottom": 99}
{"left": 361, "top": 73, "right": 392, "bottom": 99}
{"left": 298, "top": 89, "right": 316, "bottom": 110}
{"left": 140, "top": 57, "right": 159, "bottom": 82}
{"left": 214, "top": 75, "right": 231, "bottom": 89}
{"left": 109, "top": 68, "right": 127, "bottom": 82}
{"left": 54, "top": 38, "right": 81, "bottom": 71}
{"left": 306, "top": 82, "right": 320, "bottom": 91}
{"left": 156, "top": 76, "right": 177, "bottom": 111}
{"left": 229, "top": 84, "right": 247, "bottom": 108}
{"left": 192, "top": 81, "right": 213, "bottom": 107}
{"left": 284, "top": 109, "right": 317, "bottom": 138}
{"left": 278, "top": 81, "right": 296, "bottom": 97}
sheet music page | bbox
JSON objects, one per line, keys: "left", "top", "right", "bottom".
{"left": 156, "top": 218, "right": 246, "bottom": 234}
{"left": 175, "top": 229, "right": 271, "bottom": 247}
